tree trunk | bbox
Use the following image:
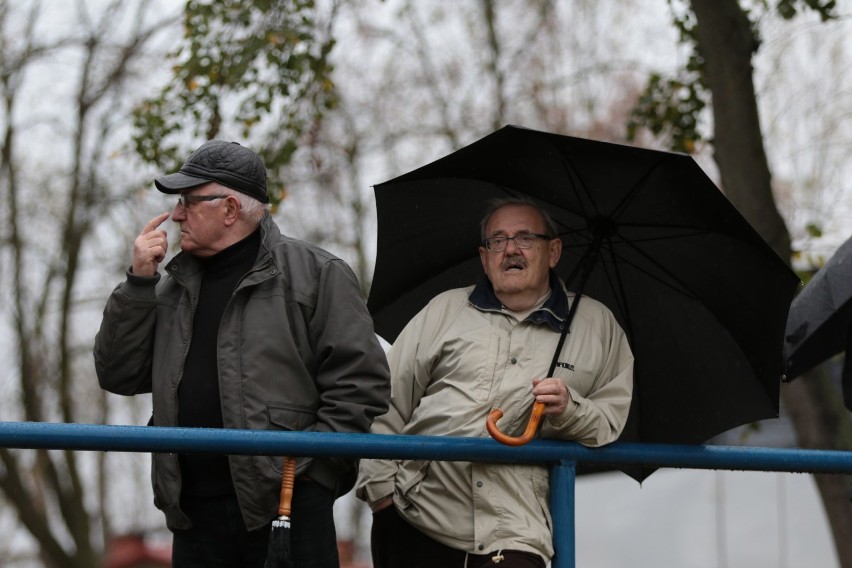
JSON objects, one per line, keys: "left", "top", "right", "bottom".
{"left": 690, "top": 0, "right": 852, "bottom": 565}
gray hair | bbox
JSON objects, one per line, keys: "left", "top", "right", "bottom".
{"left": 214, "top": 184, "right": 270, "bottom": 225}
{"left": 479, "top": 197, "right": 558, "bottom": 241}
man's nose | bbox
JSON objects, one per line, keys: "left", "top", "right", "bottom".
{"left": 171, "top": 204, "right": 186, "bottom": 221}
{"left": 504, "top": 237, "right": 522, "bottom": 252}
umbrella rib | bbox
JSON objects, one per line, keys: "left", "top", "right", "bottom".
{"left": 607, "top": 160, "right": 671, "bottom": 221}
{"left": 557, "top": 154, "right": 599, "bottom": 220}
{"left": 542, "top": 134, "right": 672, "bottom": 225}
{"left": 609, "top": 237, "right": 706, "bottom": 305}
{"left": 562, "top": 223, "right": 719, "bottom": 246}
{"left": 590, "top": 236, "right": 640, "bottom": 343}
{"left": 524, "top": 134, "right": 600, "bottom": 221}
{"left": 562, "top": 225, "right": 714, "bottom": 306}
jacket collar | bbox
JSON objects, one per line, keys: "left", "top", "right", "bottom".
{"left": 468, "top": 270, "right": 570, "bottom": 332}
{"left": 257, "top": 212, "right": 279, "bottom": 255}
{"left": 167, "top": 213, "right": 277, "bottom": 280}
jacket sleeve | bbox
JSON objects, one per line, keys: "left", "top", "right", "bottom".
{"left": 540, "top": 307, "right": 634, "bottom": 447}
{"left": 93, "top": 271, "right": 160, "bottom": 396}
{"left": 355, "top": 306, "right": 430, "bottom": 505}
{"left": 307, "top": 259, "right": 391, "bottom": 436}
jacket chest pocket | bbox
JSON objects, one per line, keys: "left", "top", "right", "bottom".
{"left": 267, "top": 402, "right": 316, "bottom": 431}
{"left": 429, "top": 323, "right": 502, "bottom": 403}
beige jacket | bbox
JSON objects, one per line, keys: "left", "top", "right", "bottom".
{"left": 356, "top": 274, "right": 633, "bottom": 560}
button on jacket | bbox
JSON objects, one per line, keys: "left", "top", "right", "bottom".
{"left": 95, "top": 214, "right": 390, "bottom": 531}
{"left": 356, "top": 273, "right": 633, "bottom": 560}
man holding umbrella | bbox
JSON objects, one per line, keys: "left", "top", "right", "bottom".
{"left": 356, "top": 198, "right": 634, "bottom": 568}
{"left": 94, "top": 140, "right": 390, "bottom": 567}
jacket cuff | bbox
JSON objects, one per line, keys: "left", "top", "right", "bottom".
{"left": 545, "top": 386, "right": 581, "bottom": 428}
{"left": 357, "top": 480, "right": 395, "bottom": 505}
{"left": 120, "top": 268, "right": 161, "bottom": 300}
{"left": 305, "top": 457, "right": 357, "bottom": 497}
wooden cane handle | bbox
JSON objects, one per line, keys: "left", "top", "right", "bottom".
{"left": 278, "top": 456, "right": 296, "bottom": 517}
{"left": 486, "top": 401, "right": 546, "bottom": 446}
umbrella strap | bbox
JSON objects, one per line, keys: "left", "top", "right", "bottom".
{"left": 548, "top": 245, "right": 598, "bottom": 376}
{"left": 547, "top": 293, "right": 583, "bottom": 376}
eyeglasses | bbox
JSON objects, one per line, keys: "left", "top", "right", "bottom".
{"left": 482, "top": 233, "right": 552, "bottom": 252}
{"left": 175, "top": 194, "right": 229, "bottom": 209}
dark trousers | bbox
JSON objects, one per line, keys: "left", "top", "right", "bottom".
{"left": 371, "top": 506, "right": 546, "bottom": 568}
{"left": 172, "top": 480, "right": 339, "bottom": 568}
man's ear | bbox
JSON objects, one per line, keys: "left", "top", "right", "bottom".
{"left": 223, "top": 196, "right": 241, "bottom": 226}
{"left": 549, "top": 237, "right": 562, "bottom": 269}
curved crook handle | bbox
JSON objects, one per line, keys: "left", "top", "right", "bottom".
{"left": 486, "top": 401, "right": 545, "bottom": 446}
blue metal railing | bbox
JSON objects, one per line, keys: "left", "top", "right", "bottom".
{"left": 1, "top": 421, "right": 851, "bottom": 567}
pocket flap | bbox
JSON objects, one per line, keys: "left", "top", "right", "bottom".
{"left": 267, "top": 402, "right": 315, "bottom": 430}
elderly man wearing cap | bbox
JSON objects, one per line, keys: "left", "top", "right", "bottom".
{"left": 94, "top": 140, "right": 391, "bottom": 568}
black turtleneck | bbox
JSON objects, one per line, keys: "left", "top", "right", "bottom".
{"left": 178, "top": 228, "right": 261, "bottom": 499}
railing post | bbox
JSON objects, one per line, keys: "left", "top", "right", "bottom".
{"left": 550, "top": 459, "right": 576, "bottom": 568}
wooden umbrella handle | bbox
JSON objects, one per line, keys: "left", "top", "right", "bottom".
{"left": 486, "top": 401, "right": 545, "bottom": 446}
{"left": 277, "top": 456, "right": 296, "bottom": 517}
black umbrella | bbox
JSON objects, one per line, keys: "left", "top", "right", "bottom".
{"left": 784, "top": 233, "right": 852, "bottom": 409}
{"left": 368, "top": 125, "right": 799, "bottom": 472}
{"left": 265, "top": 456, "right": 296, "bottom": 568}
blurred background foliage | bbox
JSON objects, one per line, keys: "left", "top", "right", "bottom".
{"left": 133, "top": 0, "right": 338, "bottom": 205}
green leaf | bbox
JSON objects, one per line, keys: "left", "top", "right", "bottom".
{"left": 132, "top": 0, "right": 338, "bottom": 205}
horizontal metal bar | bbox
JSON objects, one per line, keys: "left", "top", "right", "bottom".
{"left": 1, "top": 421, "right": 851, "bottom": 475}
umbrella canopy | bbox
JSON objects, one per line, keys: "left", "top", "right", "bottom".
{"left": 265, "top": 456, "right": 295, "bottom": 568}
{"left": 368, "top": 125, "right": 799, "bottom": 458}
{"left": 784, "top": 233, "right": 852, "bottom": 408}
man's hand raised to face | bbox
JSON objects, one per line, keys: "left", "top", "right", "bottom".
{"left": 132, "top": 212, "right": 170, "bottom": 277}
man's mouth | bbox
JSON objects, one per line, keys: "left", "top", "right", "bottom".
{"left": 502, "top": 258, "right": 526, "bottom": 272}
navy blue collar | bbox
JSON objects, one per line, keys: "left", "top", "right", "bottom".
{"left": 468, "top": 271, "right": 570, "bottom": 332}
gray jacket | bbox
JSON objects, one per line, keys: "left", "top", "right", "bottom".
{"left": 95, "top": 214, "right": 390, "bottom": 531}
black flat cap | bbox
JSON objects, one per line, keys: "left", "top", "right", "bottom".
{"left": 155, "top": 140, "right": 269, "bottom": 203}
